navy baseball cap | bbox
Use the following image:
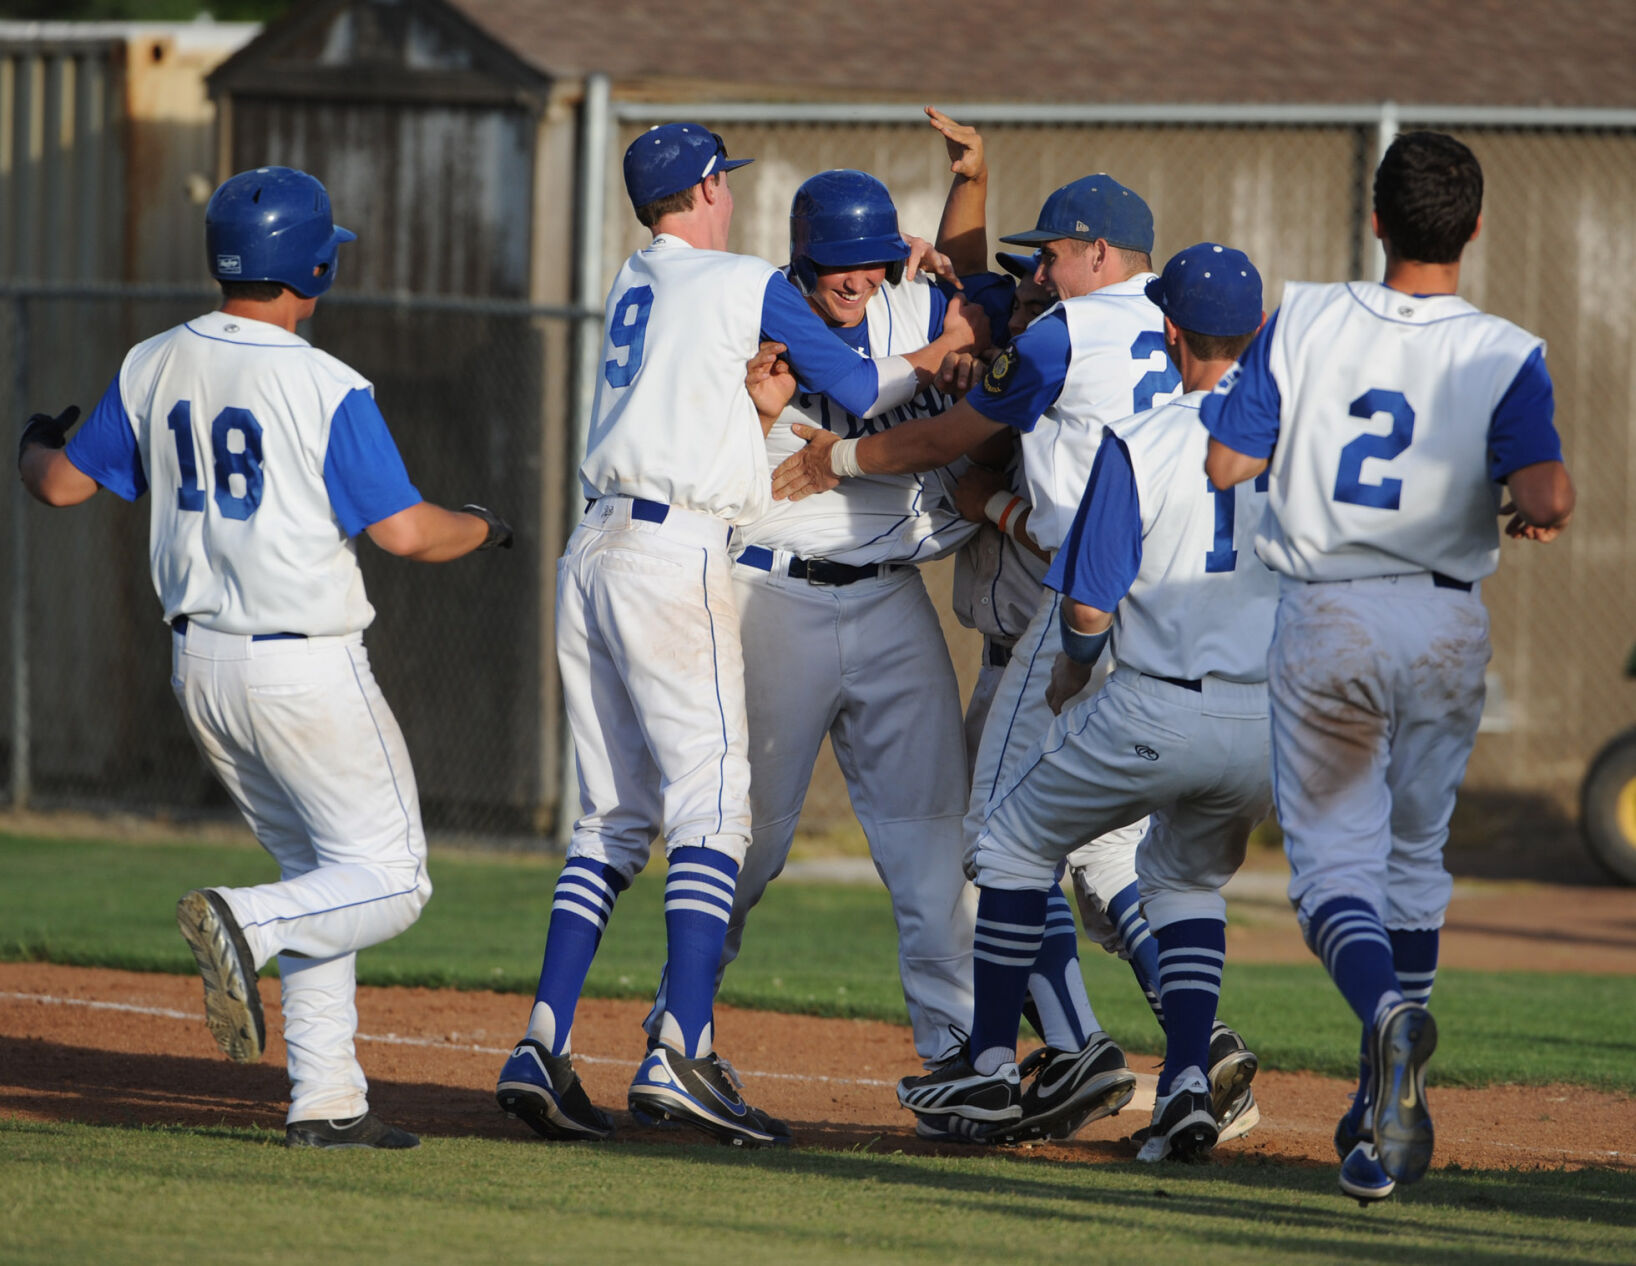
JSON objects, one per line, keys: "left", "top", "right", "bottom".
{"left": 995, "top": 250, "right": 1039, "bottom": 279}
{"left": 1144, "top": 242, "right": 1263, "bottom": 336}
{"left": 1000, "top": 174, "right": 1153, "bottom": 253}
{"left": 623, "top": 123, "right": 753, "bottom": 208}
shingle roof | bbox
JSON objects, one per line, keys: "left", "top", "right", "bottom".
{"left": 448, "top": 0, "right": 1636, "bottom": 107}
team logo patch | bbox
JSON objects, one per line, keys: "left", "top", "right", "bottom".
{"left": 981, "top": 346, "right": 1019, "bottom": 395}
{"left": 216, "top": 254, "right": 242, "bottom": 275}
{"left": 1134, "top": 744, "right": 1160, "bottom": 761}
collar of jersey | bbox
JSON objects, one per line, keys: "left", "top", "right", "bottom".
{"left": 1344, "top": 281, "right": 1477, "bottom": 324}
{"left": 185, "top": 310, "right": 310, "bottom": 348}
{"left": 1078, "top": 272, "right": 1159, "bottom": 301}
{"left": 646, "top": 233, "right": 693, "bottom": 252}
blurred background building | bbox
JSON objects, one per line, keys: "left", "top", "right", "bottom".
{"left": 2, "top": 0, "right": 1633, "bottom": 859}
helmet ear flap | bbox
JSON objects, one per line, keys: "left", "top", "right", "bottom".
{"left": 885, "top": 260, "right": 905, "bottom": 286}
{"left": 791, "top": 257, "right": 817, "bottom": 295}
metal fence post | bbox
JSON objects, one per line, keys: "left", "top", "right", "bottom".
{"left": 555, "top": 72, "right": 612, "bottom": 850}
{"left": 1371, "top": 100, "right": 1400, "bottom": 281}
{"left": 10, "top": 298, "right": 29, "bottom": 809}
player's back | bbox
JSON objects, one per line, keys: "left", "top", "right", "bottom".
{"left": 1258, "top": 281, "right": 1543, "bottom": 583}
{"left": 1111, "top": 393, "right": 1277, "bottom": 683}
{"left": 121, "top": 310, "right": 374, "bottom": 636}
{"left": 1028, "top": 276, "right": 1179, "bottom": 550}
{"left": 580, "top": 235, "right": 778, "bottom": 524}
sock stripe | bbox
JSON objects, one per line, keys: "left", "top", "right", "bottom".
{"left": 550, "top": 892, "right": 612, "bottom": 930}
{"left": 1158, "top": 946, "right": 1225, "bottom": 965}
{"left": 663, "top": 897, "right": 731, "bottom": 923}
{"left": 977, "top": 916, "right": 1049, "bottom": 936}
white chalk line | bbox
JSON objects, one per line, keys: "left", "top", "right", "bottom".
{"left": 1, "top": 989, "right": 1626, "bottom": 1160}
{"left": 0, "top": 990, "right": 896, "bottom": 1090}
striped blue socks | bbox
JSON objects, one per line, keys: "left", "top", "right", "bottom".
{"left": 528, "top": 857, "right": 629, "bottom": 1055}
{"left": 1155, "top": 918, "right": 1226, "bottom": 1096}
{"left": 1344, "top": 926, "right": 1440, "bottom": 1134}
{"left": 970, "top": 886, "right": 1049, "bottom": 1074}
{"left": 1026, "top": 887, "right": 1098, "bottom": 1053}
{"left": 657, "top": 846, "right": 739, "bottom": 1059}
{"left": 1306, "top": 896, "right": 1402, "bottom": 1027}
{"left": 1106, "top": 880, "right": 1166, "bottom": 1024}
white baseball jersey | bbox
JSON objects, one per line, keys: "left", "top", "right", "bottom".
{"left": 580, "top": 236, "right": 781, "bottom": 525}
{"left": 67, "top": 310, "right": 414, "bottom": 636}
{"left": 744, "top": 276, "right": 975, "bottom": 566}
{"left": 1047, "top": 392, "right": 1278, "bottom": 684}
{"left": 1209, "top": 281, "right": 1547, "bottom": 583}
{"left": 968, "top": 275, "right": 1181, "bottom": 552}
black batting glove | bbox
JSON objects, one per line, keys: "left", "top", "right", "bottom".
{"left": 463, "top": 503, "right": 514, "bottom": 550}
{"left": 18, "top": 405, "right": 81, "bottom": 470}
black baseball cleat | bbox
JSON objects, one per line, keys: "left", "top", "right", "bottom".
{"left": 989, "top": 1033, "right": 1136, "bottom": 1143}
{"left": 497, "top": 1039, "right": 614, "bottom": 1141}
{"left": 1207, "top": 1022, "right": 1261, "bottom": 1142}
{"left": 286, "top": 1113, "right": 420, "bottom": 1149}
{"left": 897, "top": 1054, "right": 1022, "bottom": 1131}
{"left": 1136, "top": 1071, "right": 1219, "bottom": 1164}
{"left": 1370, "top": 1001, "right": 1437, "bottom": 1184}
{"left": 628, "top": 1044, "right": 791, "bottom": 1148}
{"left": 175, "top": 888, "right": 265, "bottom": 1063}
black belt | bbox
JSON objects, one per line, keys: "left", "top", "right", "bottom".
{"left": 736, "top": 545, "right": 901, "bottom": 586}
{"left": 986, "top": 641, "right": 1013, "bottom": 669}
{"left": 1145, "top": 673, "right": 1202, "bottom": 692}
{"left": 1431, "top": 572, "right": 1473, "bottom": 592}
{"left": 171, "top": 615, "right": 305, "bottom": 643}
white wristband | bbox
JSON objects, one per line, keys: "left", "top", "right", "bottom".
{"left": 830, "top": 437, "right": 864, "bottom": 479}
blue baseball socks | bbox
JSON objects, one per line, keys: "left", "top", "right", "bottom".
{"left": 527, "top": 857, "right": 629, "bottom": 1054}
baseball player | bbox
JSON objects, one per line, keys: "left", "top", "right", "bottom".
{"left": 921, "top": 243, "right": 1278, "bottom": 1160}
{"left": 18, "top": 166, "right": 513, "bottom": 1149}
{"left": 1203, "top": 131, "right": 1574, "bottom": 1199}
{"left": 496, "top": 124, "right": 979, "bottom": 1149}
{"left": 637, "top": 168, "right": 986, "bottom": 1085}
{"left": 774, "top": 173, "right": 1185, "bottom": 1141}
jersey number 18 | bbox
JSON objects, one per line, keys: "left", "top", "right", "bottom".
{"left": 166, "top": 401, "right": 265, "bottom": 521}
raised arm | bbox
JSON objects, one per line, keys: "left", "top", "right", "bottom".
{"left": 926, "top": 107, "right": 990, "bottom": 277}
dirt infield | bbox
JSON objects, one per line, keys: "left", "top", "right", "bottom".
{"left": 2, "top": 959, "right": 1631, "bottom": 1173}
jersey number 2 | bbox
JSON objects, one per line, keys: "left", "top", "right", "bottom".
{"left": 166, "top": 402, "right": 265, "bottom": 521}
{"left": 603, "top": 285, "right": 654, "bottom": 387}
{"left": 1130, "top": 331, "right": 1181, "bottom": 412}
{"left": 1333, "top": 389, "right": 1415, "bottom": 510}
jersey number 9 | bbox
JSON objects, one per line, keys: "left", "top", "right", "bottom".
{"left": 604, "top": 286, "right": 654, "bottom": 388}
{"left": 166, "top": 401, "right": 265, "bottom": 521}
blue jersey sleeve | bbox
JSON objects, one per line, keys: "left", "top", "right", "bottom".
{"left": 760, "top": 273, "right": 883, "bottom": 418}
{"left": 949, "top": 272, "right": 1015, "bottom": 348}
{"left": 1043, "top": 429, "right": 1143, "bottom": 611}
{"left": 924, "top": 281, "right": 950, "bottom": 341}
{"left": 1488, "top": 347, "right": 1562, "bottom": 480}
{"left": 63, "top": 375, "right": 147, "bottom": 501}
{"left": 966, "top": 306, "right": 1071, "bottom": 433}
{"left": 1200, "top": 310, "right": 1283, "bottom": 459}
{"left": 322, "top": 388, "right": 422, "bottom": 537}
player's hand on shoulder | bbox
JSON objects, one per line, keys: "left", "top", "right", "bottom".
{"left": 1046, "top": 652, "right": 1095, "bottom": 716}
{"left": 940, "top": 296, "right": 991, "bottom": 356}
{"left": 745, "top": 341, "right": 797, "bottom": 423}
{"left": 925, "top": 107, "right": 986, "bottom": 182}
{"left": 17, "top": 405, "right": 80, "bottom": 469}
{"left": 462, "top": 504, "right": 514, "bottom": 550}
{"left": 903, "top": 235, "right": 961, "bottom": 290}
{"left": 771, "top": 423, "right": 841, "bottom": 502}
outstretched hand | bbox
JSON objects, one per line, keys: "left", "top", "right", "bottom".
{"left": 771, "top": 422, "right": 842, "bottom": 501}
{"left": 925, "top": 107, "right": 986, "bottom": 182}
{"left": 903, "top": 235, "right": 961, "bottom": 289}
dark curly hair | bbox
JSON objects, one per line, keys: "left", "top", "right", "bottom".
{"left": 1373, "top": 131, "right": 1484, "bottom": 264}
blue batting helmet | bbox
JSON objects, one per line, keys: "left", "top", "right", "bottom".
{"left": 789, "top": 170, "right": 910, "bottom": 293}
{"left": 205, "top": 167, "right": 356, "bottom": 298}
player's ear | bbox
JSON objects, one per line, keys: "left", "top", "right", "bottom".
{"left": 1469, "top": 212, "right": 1483, "bottom": 244}
{"left": 1370, "top": 210, "right": 1383, "bottom": 241}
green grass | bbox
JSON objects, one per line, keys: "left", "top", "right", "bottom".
{"left": 4, "top": 833, "right": 1636, "bottom": 1089}
{"left": 2, "top": 1119, "right": 1633, "bottom": 1266}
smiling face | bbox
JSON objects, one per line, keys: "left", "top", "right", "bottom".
{"left": 806, "top": 262, "right": 889, "bottom": 327}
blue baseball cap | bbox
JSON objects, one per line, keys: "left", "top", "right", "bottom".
{"left": 623, "top": 123, "right": 753, "bottom": 208}
{"left": 999, "top": 174, "right": 1153, "bottom": 253}
{"left": 1145, "top": 243, "right": 1263, "bottom": 336}
{"left": 995, "top": 251, "right": 1039, "bottom": 280}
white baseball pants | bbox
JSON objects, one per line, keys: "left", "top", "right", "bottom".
{"left": 1270, "top": 576, "right": 1490, "bottom": 933}
{"left": 556, "top": 496, "right": 751, "bottom": 877}
{"left": 170, "top": 622, "right": 432, "bottom": 1123}
{"left": 975, "top": 667, "right": 1271, "bottom": 928}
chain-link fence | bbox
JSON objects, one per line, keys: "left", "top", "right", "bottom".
{"left": 593, "top": 104, "right": 1636, "bottom": 841}
{"left": 0, "top": 285, "right": 578, "bottom": 840}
